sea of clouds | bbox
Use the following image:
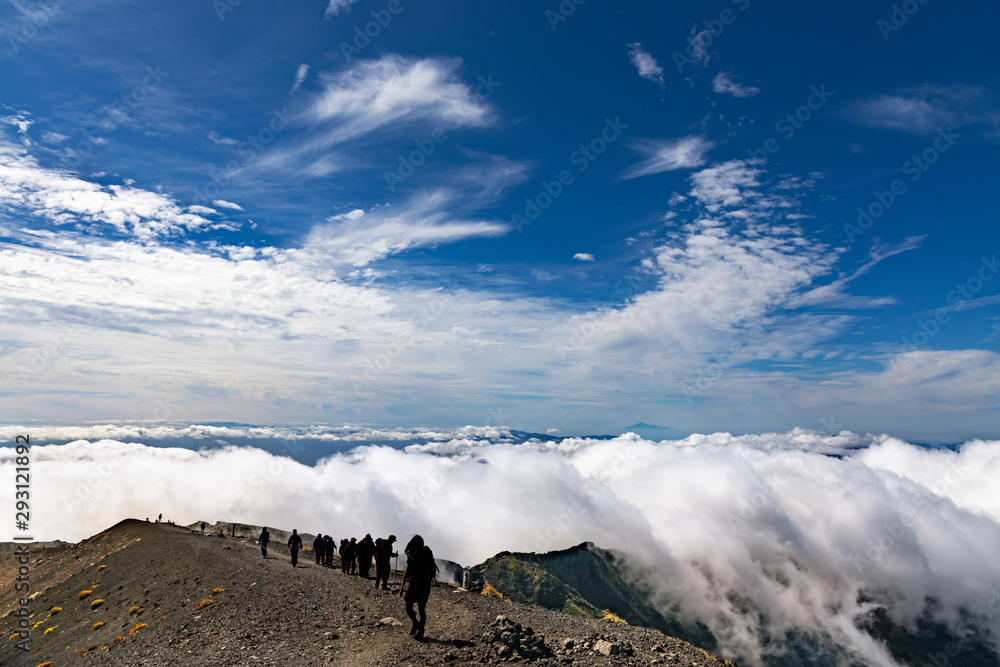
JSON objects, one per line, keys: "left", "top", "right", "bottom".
{"left": 2, "top": 425, "right": 999, "bottom": 665}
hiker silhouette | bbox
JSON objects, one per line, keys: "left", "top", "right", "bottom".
{"left": 324, "top": 535, "right": 336, "bottom": 567}
{"left": 287, "top": 529, "right": 303, "bottom": 567}
{"left": 346, "top": 537, "right": 358, "bottom": 574}
{"left": 400, "top": 535, "right": 437, "bottom": 641}
{"left": 340, "top": 538, "right": 350, "bottom": 573}
{"left": 313, "top": 533, "right": 324, "bottom": 565}
{"left": 358, "top": 534, "right": 375, "bottom": 579}
{"left": 374, "top": 535, "right": 397, "bottom": 590}
{"left": 258, "top": 527, "right": 270, "bottom": 559}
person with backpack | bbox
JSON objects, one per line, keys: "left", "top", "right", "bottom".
{"left": 323, "top": 535, "right": 335, "bottom": 567}
{"left": 374, "top": 535, "right": 397, "bottom": 590}
{"left": 258, "top": 527, "right": 270, "bottom": 559}
{"left": 358, "top": 534, "right": 375, "bottom": 579}
{"left": 313, "top": 533, "right": 324, "bottom": 565}
{"left": 399, "top": 535, "right": 437, "bottom": 641}
{"left": 347, "top": 537, "right": 358, "bottom": 574}
{"left": 340, "top": 538, "right": 350, "bottom": 573}
{"left": 287, "top": 529, "right": 303, "bottom": 567}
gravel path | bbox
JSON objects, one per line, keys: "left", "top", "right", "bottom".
{"left": 1, "top": 520, "right": 733, "bottom": 666}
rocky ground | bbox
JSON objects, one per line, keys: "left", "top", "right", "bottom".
{"left": 1, "top": 520, "right": 733, "bottom": 666}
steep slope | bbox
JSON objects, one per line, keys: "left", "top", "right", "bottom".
{"left": 470, "top": 543, "right": 1000, "bottom": 667}
{"left": 1, "top": 520, "right": 731, "bottom": 666}
{"left": 471, "top": 543, "right": 716, "bottom": 650}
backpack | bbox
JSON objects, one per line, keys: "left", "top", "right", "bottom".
{"left": 420, "top": 546, "right": 439, "bottom": 585}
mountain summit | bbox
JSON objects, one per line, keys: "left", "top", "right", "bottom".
{"left": 1, "top": 520, "right": 730, "bottom": 666}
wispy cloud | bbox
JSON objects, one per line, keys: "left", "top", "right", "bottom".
{"left": 712, "top": 72, "right": 760, "bottom": 98}
{"left": 251, "top": 56, "right": 498, "bottom": 179}
{"left": 620, "top": 136, "right": 713, "bottom": 180}
{"left": 573, "top": 253, "right": 595, "bottom": 262}
{"left": 212, "top": 199, "right": 244, "bottom": 211}
{"left": 290, "top": 64, "right": 310, "bottom": 94}
{"left": 325, "top": 0, "right": 359, "bottom": 16}
{"left": 306, "top": 55, "right": 494, "bottom": 145}
{"left": 306, "top": 191, "right": 509, "bottom": 267}
{"left": 207, "top": 131, "right": 239, "bottom": 147}
{"left": 627, "top": 43, "right": 664, "bottom": 86}
{"left": 847, "top": 84, "right": 1000, "bottom": 136}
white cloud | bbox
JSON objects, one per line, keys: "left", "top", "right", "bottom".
{"left": 627, "top": 42, "right": 664, "bottom": 86}
{"left": 290, "top": 63, "right": 310, "bottom": 94}
{"left": 712, "top": 72, "right": 760, "bottom": 98}
{"left": 187, "top": 204, "right": 218, "bottom": 216}
{"left": 1, "top": 112, "right": 32, "bottom": 136}
{"left": 306, "top": 55, "right": 494, "bottom": 145}
{"left": 212, "top": 199, "right": 244, "bottom": 211}
{"left": 4, "top": 430, "right": 1000, "bottom": 666}
{"left": 620, "top": 136, "right": 713, "bottom": 180}
{"left": 848, "top": 84, "right": 1000, "bottom": 136}
{"left": 688, "top": 159, "right": 761, "bottom": 212}
{"left": 325, "top": 0, "right": 359, "bottom": 16}
{"left": 207, "top": 131, "right": 240, "bottom": 147}
{"left": 0, "top": 139, "right": 212, "bottom": 239}
{"left": 42, "top": 130, "right": 69, "bottom": 144}
{"left": 573, "top": 253, "right": 595, "bottom": 262}
{"left": 307, "top": 191, "right": 509, "bottom": 266}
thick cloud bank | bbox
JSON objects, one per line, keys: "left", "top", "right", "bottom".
{"left": 3, "top": 428, "right": 999, "bottom": 665}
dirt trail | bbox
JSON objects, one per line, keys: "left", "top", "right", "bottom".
{"left": 2, "top": 520, "right": 732, "bottom": 666}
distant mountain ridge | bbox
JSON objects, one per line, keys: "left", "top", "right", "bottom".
{"left": 619, "top": 423, "right": 688, "bottom": 440}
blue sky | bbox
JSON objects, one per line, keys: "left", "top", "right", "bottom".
{"left": 2, "top": 0, "right": 999, "bottom": 440}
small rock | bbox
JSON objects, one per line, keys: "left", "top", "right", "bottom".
{"left": 594, "top": 639, "right": 621, "bottom": 656}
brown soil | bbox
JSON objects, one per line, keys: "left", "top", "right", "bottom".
{"left": 1, "top": 520, "right": 732, "bottom": 666}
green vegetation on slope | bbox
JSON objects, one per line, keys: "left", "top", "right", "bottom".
{"left": 472, "top": 542, "right": 716, "bottom": 651}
